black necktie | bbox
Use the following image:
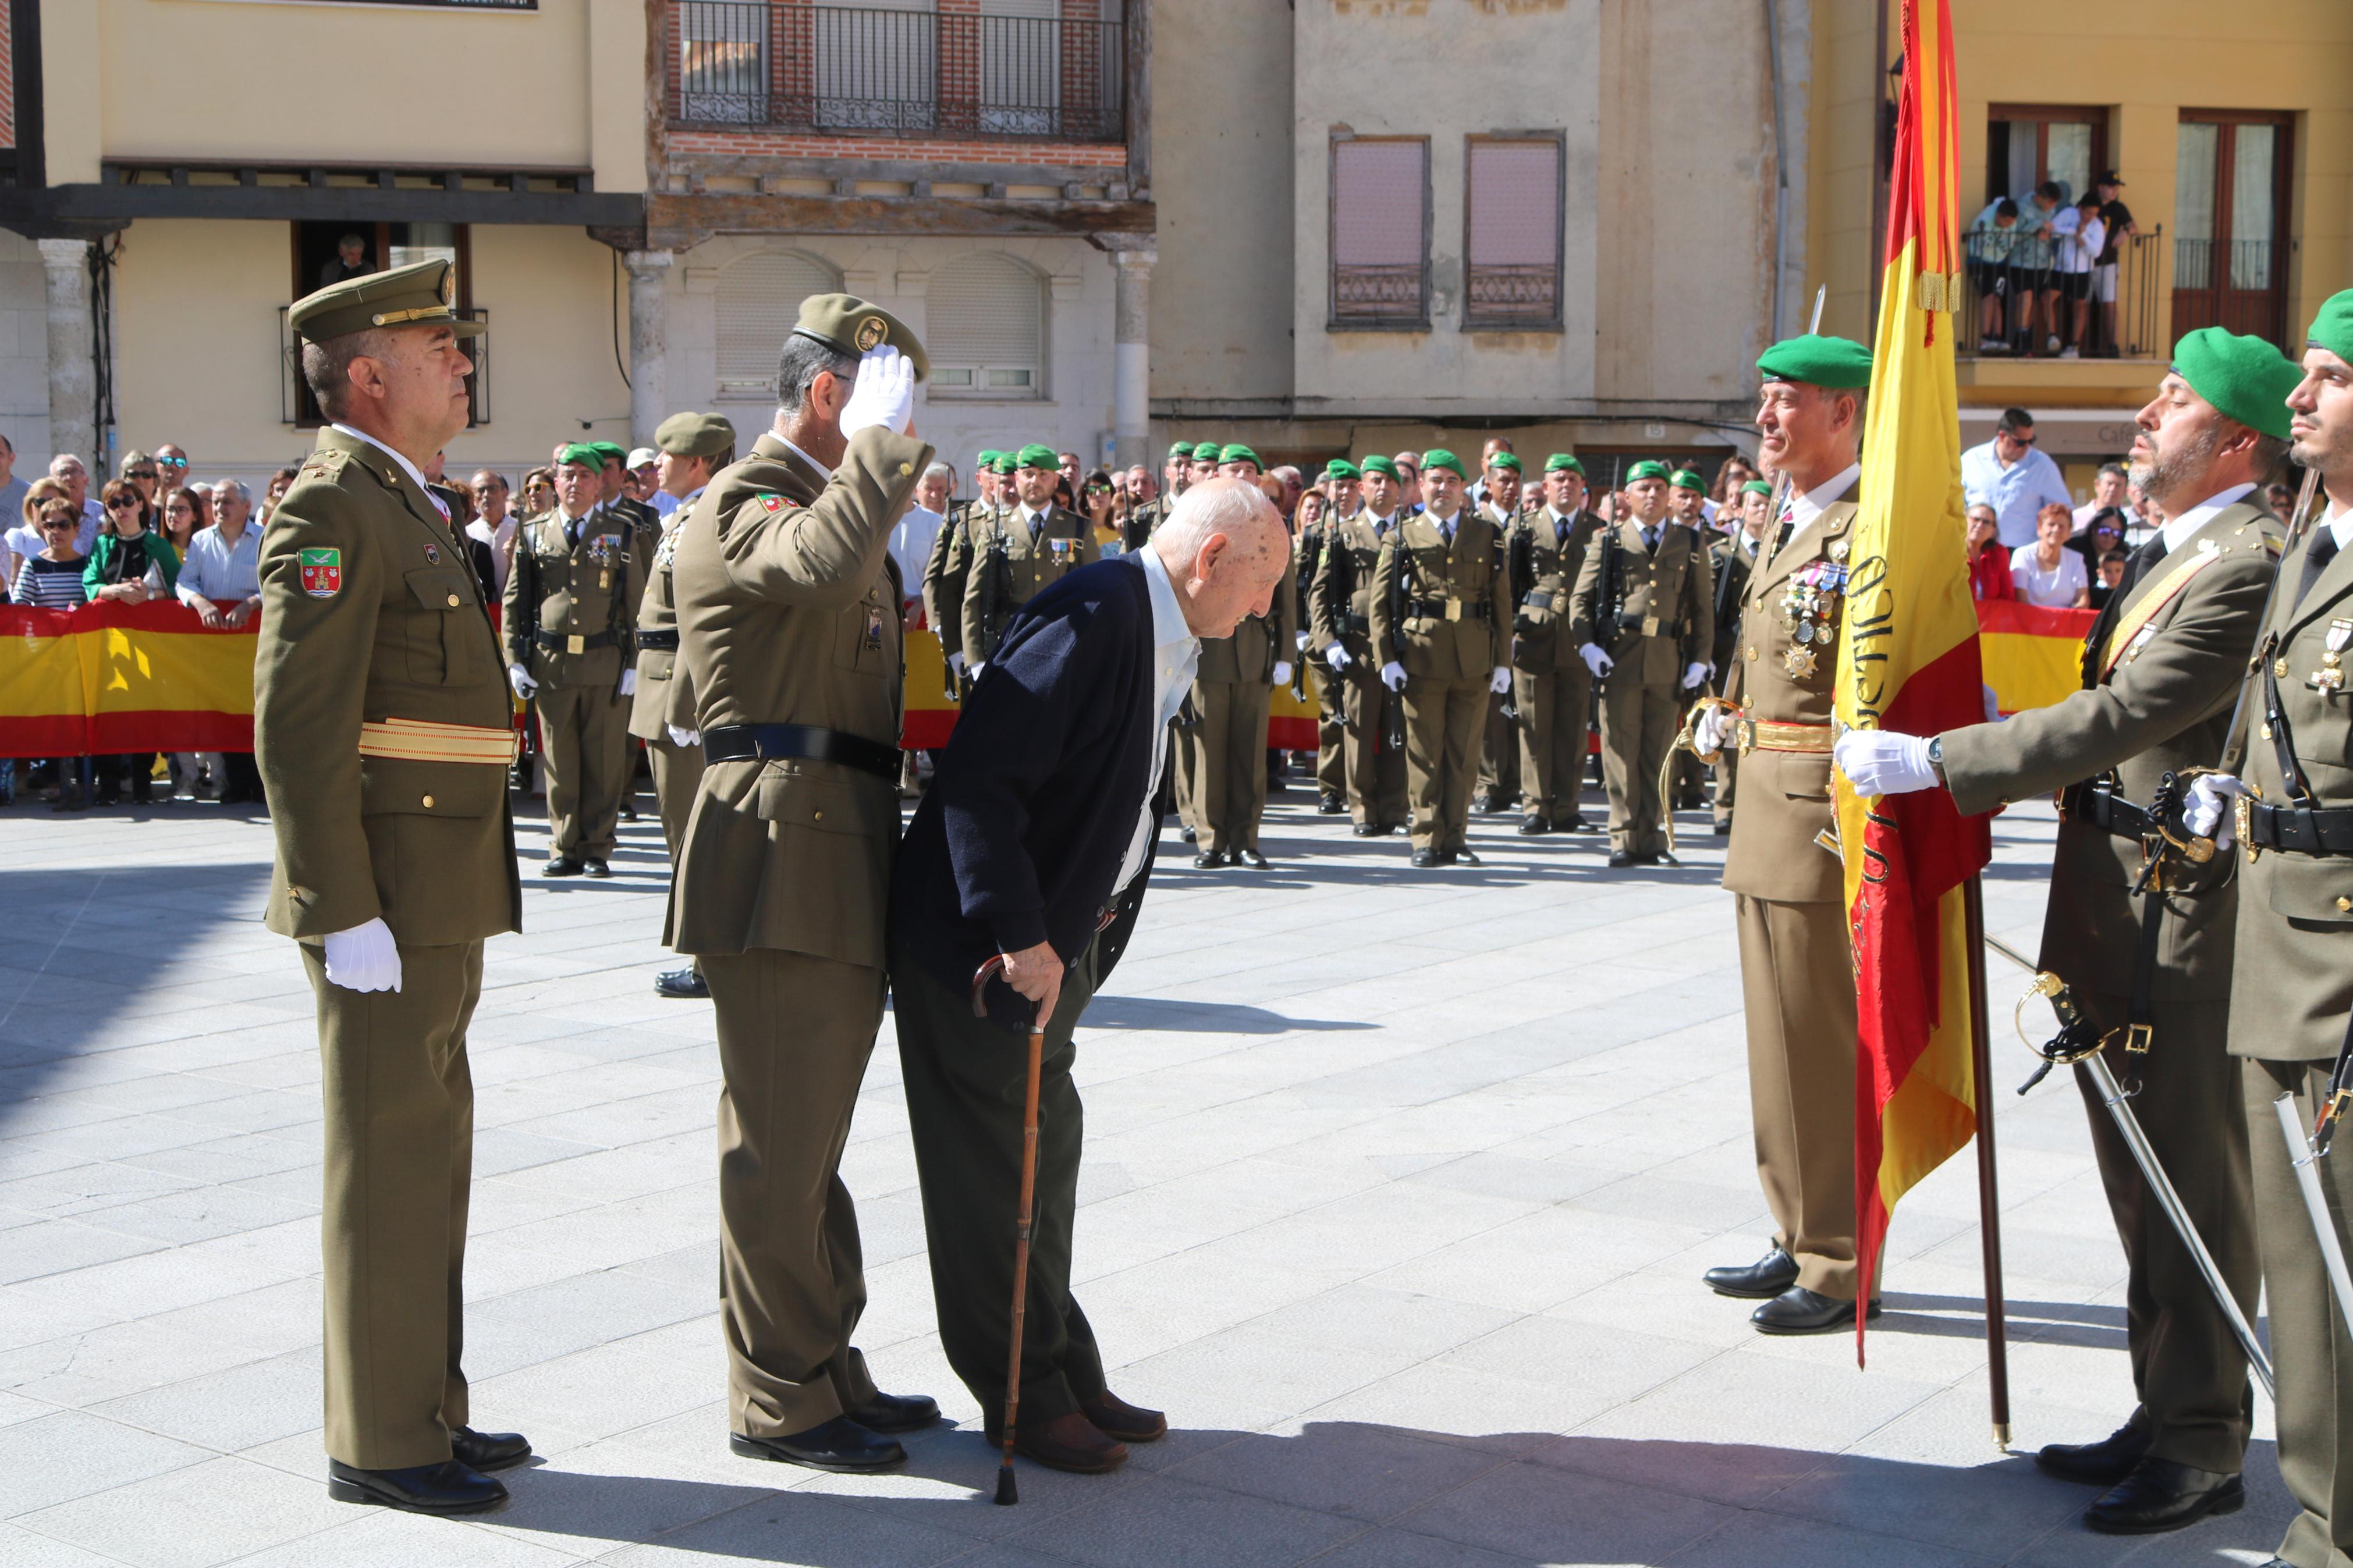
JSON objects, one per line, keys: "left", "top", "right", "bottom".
{"left": 2081, "top": 533, "right": 2169, "bottom": 687}
{"left": 2298, "top": 527, "right": 2342, "bottom": 609}
{"left": 1642, "top": 526, "right": 1659, "bottom": 552}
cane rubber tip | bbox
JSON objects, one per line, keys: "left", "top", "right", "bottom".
{"left": 995, "top": 1469, "right": 1018, "bottom": 1506}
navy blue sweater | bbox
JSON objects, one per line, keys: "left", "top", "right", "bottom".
{"left": 890, "top": 556, "right": 1165, "bottom": 1018}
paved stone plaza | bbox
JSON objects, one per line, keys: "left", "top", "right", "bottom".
{"left": 0, "top": 785, "right": 2298, "bottom": 1566}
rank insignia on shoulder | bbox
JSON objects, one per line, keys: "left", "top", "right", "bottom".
{"left": 299, "top": 546, "right": 342, "bottom": 598}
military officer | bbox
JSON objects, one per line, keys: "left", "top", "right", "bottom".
{"left": 1302, "top": 458, "right": 1359, "bottom": 814}
{"left": 502, "top": 446, "right": 640, "bottom": 876}
{"left": 1690, "top": 335, "right": 1867, "bottom": 1334}
{"left": 1842, "top": 326, "right": 2297, "bottom": 1534}
{"left": 1706, "top": 479, "right": 1774, "bottom": 834}
{"left": 1188, "top": 531, "right": 1298, "bottom": 866}
{"left": 669, "top": 295, "right": 941, "bottom": 1473}
{"left": 920, "top": 450, "right": 1000, "bottom": 687}
{"left": 1162, "top": 440, "right": 1194, "bottom": 502}
{"left": 1475, "top": 453, "right": 1527, "bottom": 814}
{"left": 631, "top": 411, "right": 734, "bottom": 1001}
{"left": 961, "top": 443, "right": 1100, "bottom": 674}
{"left": 1506, "top": 454, "right": 1606, "bottom": 835}
{"left": 1569, "top": 460, "right": 1714, "bottom": 867}
{"left": 257, "top": 259, "right": 528, "bottom": 1514}
{"left": 1667, "top": 467, "right": 1710, "bottom": 531}
{"left": 1370, "top": 449, "right": 1511, "bottom": 867}
{"left": 590, "top": 439, "right": 664, "bottom": 549}
{"left": 1218, "top": 443, "right": 1264, "bottom": 481}
{"left": 1315, "top": 454, "right": 1411, "bottom": 835}
{"left": 1663, "top": 468, "right": 1719, "bottom": 810}
{"left": 1187, "top": 442, "right": 1222, "bottom": 488}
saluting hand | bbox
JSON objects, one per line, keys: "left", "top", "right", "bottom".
{"left": 997, "top": 940, "right": 1063, "bottom": 1026}
{"left": 839, "top": 346, "right": 917, "bottom": 439}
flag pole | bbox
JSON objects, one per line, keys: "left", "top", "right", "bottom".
{"left": 1963, "top": 873, "right": 2012, "bottom": 1449}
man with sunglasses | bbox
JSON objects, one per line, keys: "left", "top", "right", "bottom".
{"left": 1961, "top": 407, "right": 2072, "bottom": 549}
{"left": 155, "top": 445, "right": 191, "bottom": 487}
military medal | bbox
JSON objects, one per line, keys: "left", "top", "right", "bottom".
{"left": 865, "top": 605, "right": 885, "bottom": 652}
{"left": 1783, "top": 643, "right": 1818, "bottom": 680}
{"left": 2315, "top": 619, "right": 2353, "bottom": 693}
{"left": 423, "top": 542, "right": 441, "bottom": 564}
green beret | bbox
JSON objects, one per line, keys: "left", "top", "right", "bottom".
{"left": 977, "top": 449, "right": 1005, "bottom": 465}
{"left": 1489, "top": 453, "right": 1522, "bottom": 472}
{"left": 2308, "top": 290, "right": 2353, "bottom": 365}
{"left": 1013, "top": 443, "right": 1059, "bottom": 471}
{"left": 1358, "top": 454, "right": 1400, "bottom": 480}
{"left": 1757, "top": 333, "right": 1874, "bottom": 390}
{"left": 1543, "top": 453, "right": 1584, "bottom": 475}
{"left": 1219, "top": 443, "right": 1263, "bottom": 470}
{"left": 654, "top": 411, "right": 735, "bottom": 460}
{"left": 989, "top": 454, "right": 1019, "bottom": 475}
{"left": 583, "top": 442, "right": 629, "bottom": 468}
{"left": 1626, "top": 460, "right": 1671, "bottom": 483}
{"left": 1741, "top": 479, "right": 1775, "bottom": 497}
{"left": 2173, "top": 326, "right": 2301, "bottom": 442}
{"left": 791, "top": 293, "right": 929, "bottom": 382}
{"left": 1323, "top": 458, "right": 1361, "bottom": 481}
{"left": 1167, "top": 441, "right": 1194, "bottom": 459}
{"left": 1191, "top": 442, "right": 1222, "bottom": 464}
{"left": 286, "top": 257, "right": 485, "bottom": 345}
{"left": 1669, "top": 468, "right": 1706, "bottom": 492}
{"left": 556, "top": 443, "right": 603, "bottom": 469}
{"left": 1420, "top": 448, "right": 1467, "bottom": 479}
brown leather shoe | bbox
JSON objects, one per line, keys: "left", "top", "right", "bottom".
{"left": 996, "top": 1412, "right": 1127, "bottom": 1474}
{"left": 1079, "top": 1391, "right": 1166, "bottom": 1443}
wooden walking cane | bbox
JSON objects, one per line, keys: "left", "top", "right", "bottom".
{"left": 971, "top": 955, "right": 1047, "bottom": 1506}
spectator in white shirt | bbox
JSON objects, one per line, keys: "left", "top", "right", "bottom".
{"left": 2010, "top": 502, "right": 2091, "bottom": 607}
{"left": 890, "top": 462, "right": 951, "bottom": 626}
{"left": 2022, "top": 182, "right": 2072, "bottom": 355}
{"left": 466, "top": 469, "right": 520, "bottom": 596}
{"left": 176, "top": 479, "right": 262, "bottom": 627}
{"left": 2057, "top": 194, "right": 2106, "bottom": 358}
{"left": 1961, "top": 407, "right": 2075, "bottom": 547}
{"left": 2073, "top": 461, "right": 2130, "bottom": 535}
{"left": 47, "top": 454, "right": 104, "bottom": 553}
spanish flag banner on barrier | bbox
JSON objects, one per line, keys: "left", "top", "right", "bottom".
{"left": 1830, "top": 0, "right": 1995, "bottom": 1347}
{"left": 1978, "top": 599, "right": 2097, "bottom": 716}
{"left": 0, "top": 601, "right": 260, "bottom": 756}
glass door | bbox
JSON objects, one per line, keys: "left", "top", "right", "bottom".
{"left": 2174, "top": 113, "right": 2291, "bottom": 346}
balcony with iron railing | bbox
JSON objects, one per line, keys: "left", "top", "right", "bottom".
{"left": 670, "top": 1, "right": 1128, "bottom": 145}
{"left": 1957, "top": 226, "right": 2165, "bottom": 361}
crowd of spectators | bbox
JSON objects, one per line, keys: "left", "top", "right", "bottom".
{"left": 1961, "top": 408, "right": 2164, "bottom": 611}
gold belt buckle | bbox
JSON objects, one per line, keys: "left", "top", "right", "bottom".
{"left": 1641, "top": 614, "right": 1662, "bottom": 636}
{"left": 1732, "top": 716, "right": 1758, "bottom": 755}
{"left": 1444, "top": 599, "right": 1461, "bottom": 622}
{"left": 2122, "top": 1023, "right": 2153, "bottom": 1055}
{"left": 2235, "top": 787, "right": 2260, "bottom": 865}
{"left": 566, "top": 634, "right": 585, "bottom": 656}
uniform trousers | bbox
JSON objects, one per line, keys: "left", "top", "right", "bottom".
{"left": 2072, "top": 992, "right": 2254, "bottom": 1474}
{"left": 1314, "top": 660, "right": 1347, "bottom": 798}
{"left": 2246, "top": 1058, "right": 2353, "bottom": 1568}
{"left": 1403, "top": 675, "right": 1486, "bottom": 855}
{"left": 705, "top": 948, "right": 883, "bottom": 1438}
{"left": 537, "top": 681, "right": 631, "bottom": 862}
{"left": 1340, "top": 664, "right": 1408, "bottom": 829}
{"left": 1476, "top": 689, "right": 1521, "bottom": 802}
{"left": 1513, "top": 665, "right": 1591, "bottom": 822}
{"left": 892, "top": 940, "right": 1106, "bottom": 1428}
{"left": 304, "top": 938, "right": 482, "bottom": 1471}
{"left": 1188, "top": 680, "right": 1272, "bottom": 856}
{"left": 1734, "top": 894, "right": 1858, "bottom": 1299}
{"left": 1598, "top": 675, "right": 1678, "bottom": 858}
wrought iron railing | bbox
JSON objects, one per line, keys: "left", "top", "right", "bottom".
{"left": 673, "top": 1, "right": 1127, "bottom": 143}
{"left": 1958, "top": 225, "right": 2162, "bottom": 358}
{"left": 1332, "top": 264, "right": 1426, "bottom": 326}
{"left": 1464, "top": 263, "right": 1559, "bottom": 328}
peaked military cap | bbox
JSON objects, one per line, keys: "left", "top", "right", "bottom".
{"left": 1626, "top": 459, "right": 1671, "bottom": 483}
{"left": 1358, "top": 454, "right": 1400, "bottom": 479}
{"left": 288, "top": 257, "right": 485, "bottom": 344}
{"left": 2308, "top": 290, "right": 2353, "bottom": 365}
{"left": 1167, "top": 441, "right": 1195, "bottom": 460}
{"left": 1758, "top": 333, "right": 1873, "bottom": 390}
{"left": 1323, "top": 458, "right": 1361, "bottom": 481}
{"left": 1419, "top": 449, "right": 1467, "bottom": 479}
{"left": 1543, "top": 453, "right": 1584, "bottom": 475}
{"left": 2172, "top": 326, "right": 2301, "bottom": 442}
{"left": 792, "top": 293, "right": 928, "bottom": 381}
{"left": 1013, "top": 443, "right": 1059, "bottom": 470}
{"left": 655, "top": 411, "right": 735, "bottom": 459}
{"left": 1669, "top": 468, "right": 1706, "bottom": 491}
{"left": 1219, "top": 443, "right": 1264, "bottom": 469}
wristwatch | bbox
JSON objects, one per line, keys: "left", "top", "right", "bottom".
{"left": 1926, "top": 735, "right": 1947, "bottom": 784}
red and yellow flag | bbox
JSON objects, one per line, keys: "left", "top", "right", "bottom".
{"left": 1832, "top": 0, "right": 1994, "bottom": 1347}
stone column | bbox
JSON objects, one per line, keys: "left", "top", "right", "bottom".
{"left": 38, "top": 239, "right": 95, "bottom": 465}
{"left": 1110, "top": 246, "right": 1155, "bottom": 472}
{"left": 623, "top": 250, "right": 674, "bottom": 448}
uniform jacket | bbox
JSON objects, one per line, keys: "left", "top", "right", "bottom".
{"left": 627, "top": 510, "right": 695, "bottom": 742}
{"left": 1311, "top": 509, "right": 1397, "bottom": 660}
{"left": 922, "top": 498, "right": 984, "bottom": 635}
{"left": 1718, "top": 498, "right": 1856, "bottom": 904}
{"left": 667, "top": 427, "right": 932, "bottom": 965}
{"left": 961, "top": 502, "right": 1100, "bottom": 667}
{"left": 1506, "top": 506, "right": 1606, "bottom": 675}
{"left": 1945, "top": 499, "right": 2279, "bottom": 1001}
{"left": 253, "top": 425, "right": 520, "bottom": 946}
{"left": 2229, "top": 515, "right": 2353, "bottom": 1058}
{"left": 1567, "top": 518, "right": 1715, "bottom": 688}
{"left": 1291, "top": 515, "right": 1329, "bottom": 656}
{"left": 1369, "top": 509, "right": 1510, "bottom": 681}
{"left": 1709, "top": 533, "right": 1762, "bottom": 677}
{"left": 1197, "top": 554, "right": 1300, "bottom": 684}
{"left": 502, "top": 506, "right": 643, "bottom": 688}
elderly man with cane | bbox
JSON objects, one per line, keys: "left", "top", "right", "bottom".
{"left": 889, "top": 479, "right": 1290, "bottom": 1482}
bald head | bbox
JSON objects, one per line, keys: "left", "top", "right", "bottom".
{"left": 1151, "top": 477, "right": 1288, "bottom": 638}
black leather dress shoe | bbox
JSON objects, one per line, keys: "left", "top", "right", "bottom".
{"left": 1564, "top": 813, "right": 1597, "bottom": 833}
{"left": 542, "top": 856, "right": 585, "bottom": 877}
{"left": 1352, "top": 822, "right": 1380, "bottom": 837}
{"left": 1607, "top": 851, "right": 1635, "bottom": 869}
{"left": 1453, "top": 849, "right": 1481, "bottom": 867}
{"left": 1193, "top": 850, "right": 1223, "bottom": 868}
{"left": 1236, "top": 848, "right": 1268, "bottom": 867}
{"left": 2035, "top": 1416, "right": 2150, "bottom": 1485}
{"left": 1751, "top": 1286, "right": 1883, "bottom": 1335}
{"left": 2084, "top": 1457, "right": 2244, "bottom": 1535}
{"left": 584, "top": 859, "right": 612, "bottom": 879}
{"left": 1518, "top": 814, "right": 1549, "bottom": 835}
{"left": 1713, "top": 820, "right": 1732, "bottom": 837}
{"left": 730, "top": 1418, "right": 906, "bottom": 1473}
{"left": 1703, "top": 1246, "right": 1799, "bottom": 1299}
{"left": 655, "top": 966, "right": 709, "bottom": 1000}
{"left": 845, "top": 1391, "right": 941, "bottom": 1434}
{"left": 450, "top": 1427, "right": 533, "bottom": 1472}
{"left": 1318, "top": 792, "right": 1346, "bottom": 815}
{"left": 1410, "top": 849, "right": 1440, "bottom": 868}
{"left": 1180, "top": 826, "right": 1197, "bottom": 842}
{"left": 327, "top": 1459, "right": 507, "bottom": 1514}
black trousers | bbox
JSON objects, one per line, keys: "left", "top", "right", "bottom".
{"left": 890, "top": 937, "right": 1103, "bottom": 1428}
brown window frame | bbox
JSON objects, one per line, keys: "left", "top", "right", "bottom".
{"left": 283, "top": 222, "right": 484, "bottom": 429}
{"left": 1328, "top": 133, "right": 1432, "bottom": 333}
{"left": 1461, "top": 131, "right": 1566, "bottom": 333}
{"left": 1985, "top": 102, "right": 2109, "bottom": 201}
{"left": 2171, "top": 108, "right": 2297, "bottom": 350}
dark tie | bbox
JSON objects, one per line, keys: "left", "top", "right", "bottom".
{"left": 2081, "top": 534, "right": 2169, "bottom": 687}
{"left": 2297, "top": 526, "right": 2342, "bottom": 609}
{"left": 1642, "top": 526, "right": 1659, "bottom": 552}
{"left": 1555, "top": 518, "right": 1569, "bottom": 548}
{"left": 2121, "top": 531, "right": 2169, "bottom": 595}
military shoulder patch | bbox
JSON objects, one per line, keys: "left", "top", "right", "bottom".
{"left": 756, "top": 493, "right": 789, "bottom": 513}
{"left": 299, "top": 546, "right": 343, "bottom": 599}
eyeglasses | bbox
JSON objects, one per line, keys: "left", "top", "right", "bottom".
{"left": 157, "top": 456, "right": 187, "bottom": 469}
{"left": 127, "top": 470, "right": 157, "bottom": 481}
{"left": 38, "top": 518, "right": 73, "bottom": 532}
{"left": 2000, "top": 431, "right": 2036, "bottom": 447}
{"left": 107, "top": 496, "right": 140, "bottom": 510}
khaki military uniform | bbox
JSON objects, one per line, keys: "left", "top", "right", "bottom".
{"left": 1717, "top": 495, "right": 1852, "bottom": 1297}
{"left": 1294, "top": 515, "right": 1346, "bottom": 802}
{"left": 1945, "top": 499, "right": 2278, "bottom": 1474}
{"left": 1188, "top": 555, "right": 1298, "bottom": 857}
{"left": 1569, "top": 520, "right": 1715, "bottom": 858}
{"left": 502, "top": 507, "right": 643, "bottom": 863}
{"left": 669, "top": 427, "right": 932, "bottom": 1441}
{"left": 1314, "top": 510, "right": 1409, "bottom": 830}
{"left": 922, "top": 499, "right": 986, "bottom": 652}
{"left": 2227, "top": 512, "right": 2353, "bottom": 1568}
{"left": 960, "top": 503, "right": 1100, "bottom": 671}
{"left": 1475, "top": 502, "right": 1524, "bottom": 809}
{"left": 1371, "top": 510, "right": 1510, "bottom": 855}
{"left": 1506, "top": 506, "right": 1606, "bottom": 826}
{"left": 628, "top": 507, "right": 704, "bottom": 856}
{"left": 1708, "top": 532, "right": 1763, "bottom": 831}
{"left": 254, "top": 426, "right": 521, "bottom": 1471}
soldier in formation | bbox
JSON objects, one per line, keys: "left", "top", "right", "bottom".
{"left": 1474, "top": 452, "right": 1525, "bottom": 815}
{"left": 1315, "top": 455, "right": 1411, "bottom": 836}
{"left": 1295, "top": 463, "right": 1353, "bottom": 815}
{"left": 1504, "top": 454, "right": 1605, "bottom": 835}
{"left": 963, "top": 445, "right": 1099, "bottom": 677}
{"left": 1705, "top": 479, "right": 1773, "bottom": 835}
{"left": 1186, "top": 521, "right": 1297, "bottom": 867}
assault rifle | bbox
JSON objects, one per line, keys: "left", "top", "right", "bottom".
{"left": 1382, "top": 529, "right": 1410, "bottom": 755}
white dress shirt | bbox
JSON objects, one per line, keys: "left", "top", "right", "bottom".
{"left": 891, "top": 505, "right": 943, "bottom": 606}
{"left": 1785, "top": 463, "right": 1861, "bottom": 531}
{"left": 2323, "top": 500, "right": 2353, "bottom": 553}
{"left": 2156, "top": 483, "right": 2256, "bottom": 555}
{"left": 466, "top": 513, "right": 520, "bottom": 595}
{"left": 176, "top": 522, "right": 262, "bottom": 606}
{"left": 330, "top": 424, "right": 443, "bottom": 517}
{"left": 1114, "top": 546, "right": 1201, "bottom": 897}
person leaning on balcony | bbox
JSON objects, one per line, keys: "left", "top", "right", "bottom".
{"left": 2094, "top": 170, "right": 2136, "bottom": 357}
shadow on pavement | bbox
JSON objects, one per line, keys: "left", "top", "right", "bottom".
{"left": 1080, "top": 997, "right": 1375, "bottom": 1034}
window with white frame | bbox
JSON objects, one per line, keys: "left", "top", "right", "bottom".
{"left": 715, "top": 250, "right": 846, "bottom": 400}
{"left": 925, "top": 254, "right": 1045, "bottom": 396}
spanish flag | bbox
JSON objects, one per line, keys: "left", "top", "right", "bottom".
{"left": 1831, "top": 0, "right": 1993, "bottom": 1345}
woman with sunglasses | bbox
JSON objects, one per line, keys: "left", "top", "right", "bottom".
{"left": 84, "top": 480, "right": 180, "bottom": 805}
{"left": 10, "top": 499, "right": 94, "bottom": 808}
{"left": 1080, "top": 466, "right": 1123, "bottom": 554}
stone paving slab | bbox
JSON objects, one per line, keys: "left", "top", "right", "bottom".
{"left": 0, "top": 783, "right": 2298, "bottom": 1566}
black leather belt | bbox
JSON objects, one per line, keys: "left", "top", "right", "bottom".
{"left": 635, "top": 628, "right": 680, "bottom": 651}
{"left": 2246, "top": 800, "right": 2353, "bottom": 856}
{"left": 535, "top": 628, "right": 620, "bottom": 652}
{"left": 1407, "top": 598, "right": 1490, "bottom": 621}
{"left": 1340, "top": 613, "right": 1371, "bottom": 634}
{"left": 701, "top": 722, "right": 899, "bottom": 780}
{"left": 2066, "top": 782, "right": 2153, "bottom": 840}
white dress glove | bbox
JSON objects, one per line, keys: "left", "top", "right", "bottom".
{"left": 1490, "top": 665, "right": 1512, "bottom": 695}
{"left": 618, "top": 669, "right": 637, "bottom": 698}
{"left": 1380, "top": 660, "right": 1407, "bottom": 692}
{"left": 322, "top": 918, "right": 402, "bottom": 994}
{"left": 1834, "top": 731, "right": 1940, "bottom": 796}
{"left": 1982, "top": 683, "right": 2004, "bottom": 723}
{"left": 666, "top": 724, "right": 700, "bottom": 748}
{"left": 971, "top": 662, "right": 986, "bottom": 680}
{"left": 837, "top": 345, "right": 916, "bottom": 439}
{"left": 507, "top": 662, "right": 538, "bottom": 699}
{"left": 1271, "top": 660, "right": 1294, "bottom": 687}
{"left": 1325, "top": 643, "right": 1352, "bottom": 671}
{"left": 947, "top": 650, "right": 967, "bottom": 677}
{"left": 1694, "top": 706, "right": 1735, "bottom": 756}
{"left": 2184, "top": 773, "right": 2249, "bottom": 846}
{"left": 1295, "top": 629, "right": 1311, "bottom": 650}
{"left": 1681, "top": 661, "right": 1709, "bottom": 691}
{"left": 1580, "top": 643, "right": 1613, "bottom": 679}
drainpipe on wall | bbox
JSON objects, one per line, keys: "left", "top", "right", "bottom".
{"left": 1764, "top": 0, "right": 1790, "bottom": 343}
